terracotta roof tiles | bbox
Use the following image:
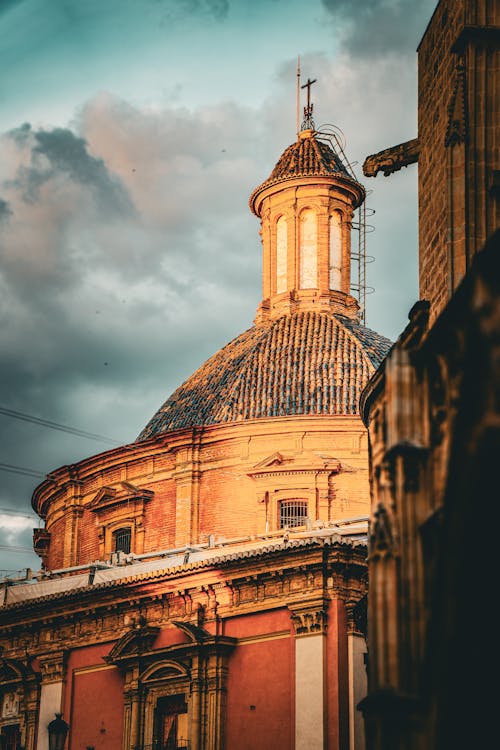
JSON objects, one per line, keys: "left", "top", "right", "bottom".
{"left": 268, "top": 135, "right": 349, "bottom": 182}
{"left": 137, "top": 312, "right": 391, "bottom": 440}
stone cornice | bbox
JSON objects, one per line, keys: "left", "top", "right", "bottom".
{"left": 250, "top": 171, "right": 365, "bottom": 217}
{"left": 0, "top": 542, "right": 367, "bottom": 657}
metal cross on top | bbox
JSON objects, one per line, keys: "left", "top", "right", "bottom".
{"left": 301, "top": 76, "right": 317, "bottom": 130}
{"left": 301, "top": 77, "right": 317, "bottom": 108}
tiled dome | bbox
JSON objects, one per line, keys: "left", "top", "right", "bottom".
{"left": 137, "top": 312, "right": 391, "bottom": 441}
{"left": 268, "top": 136, "right": 349, "bottom": 181}
{"left": 249, "top": 132, "right": 364, "bottom": 215}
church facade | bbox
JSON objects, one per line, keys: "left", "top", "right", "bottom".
{"left": 0, "top": 122, "right": 390, "bottom": 750}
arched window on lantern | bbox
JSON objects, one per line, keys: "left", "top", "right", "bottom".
{"left": 299, "top": 209, "right": 317, "bottom": 289}
{"left": 276, "top": 215, "right": 287, "bottom": 294}
{"left": 329, "top": 211, "right": 342, "bottom": 291}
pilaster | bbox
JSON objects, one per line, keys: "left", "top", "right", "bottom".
{"left": 36, "top": 653, "right": 65, "bottom": 750}
{"left": 62, "top": 479, "right": 83, "bottom": 567}
{"left": 290, "top": 600, "right": 328, "bottom": 750}
{"left": 173, "top": 431, "right": 202, "bottom": 546}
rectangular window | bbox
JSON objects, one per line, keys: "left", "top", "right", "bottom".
{"left": 154, "top": 694, "right": 188, "bottom": 750}
{"left": 279, "top": 499, "right": 308, "bottom": 529}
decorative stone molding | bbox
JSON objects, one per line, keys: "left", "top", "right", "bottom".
{"left": 385, "top": 443, "right": 428, "bottom": 494}
{"left": 0, "top": 654, "right": 40, "bottom": 750}
{"left": 33, "top": 529, "right": 51, "bottom": 565}
{"left": 89, "top": 481, "right": 153, "bottom": 558}
{"left": 369, "top": 503, "right": 396, "bottom": 557}
{"left": 105, "top": 624, "right": 160, "bottom": 664}
{"left": 38, "top": 653, "right": 64, "bottom": 684}
{"left": 289, "top": 602, "right": 327, "bottom": 635}
{"left": 105, "top": 619, "right": 236, "bottom": 750}
{"left": 445, "top": 62, "right": 467, "bottom": 147}
{"left": 89, "top": 482, "right": 153, "bottom": 514}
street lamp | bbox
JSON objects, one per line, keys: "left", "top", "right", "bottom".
{"left": 47, "top": 714, "right": 69, "bottom": 750}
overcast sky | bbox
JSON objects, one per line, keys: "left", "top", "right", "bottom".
{"left": 0, "top": 0, "right": 436, "bottom": 574}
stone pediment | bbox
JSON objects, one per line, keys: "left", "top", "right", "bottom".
{"left": 171, "top": 620, "right": 211, "bottom": 643}
{"left": 248, "top": 453, "right": 341, "bottom": 480}
{"left": 105, "top": 625, "right": 160, "bottom": 662}
{"left": 104, "top": 621, "right": 213, "bottom": 666}
{"left": 252, "top": 452, "right": 290, "bottom": 470}
{"left": 315, "top": 455, "right": 342, "bottom": 471}
{"left": 88, "top": 481, "right": 153, "bottom": 513}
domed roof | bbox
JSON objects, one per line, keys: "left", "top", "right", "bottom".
{"left": 269, "top": 134, "right": 349, "bottom": 181}
{"left": 137, "top": 312, "right": 391, "bottom": 441}
{"left": 249, "top": 131, "right": 363, "bottom": 215}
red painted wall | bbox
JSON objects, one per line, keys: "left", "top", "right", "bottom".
{"left": 65, "top": 643, "right": 123, "bottom": 750}
{"left": 153, "top": 627, "right": 190, "bottom": 648}
{"left": 226, "top": 611, "right": 293, "bottom": 750}
{"left": 223, "top": 608, "right": 291, "bottom": 638}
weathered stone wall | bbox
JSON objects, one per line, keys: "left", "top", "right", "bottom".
{"left": 361, "top": 228, "right": 500, "bottom": 750}
{"left": 418, "top": 0, "right": 500, "bottom": 322}
{"left": 418, "top": 0, "right": 464, "bottom": 317}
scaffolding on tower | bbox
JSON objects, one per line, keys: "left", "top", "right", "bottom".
{"left": 316, "top": 124, "right": 375, "bottom": 325}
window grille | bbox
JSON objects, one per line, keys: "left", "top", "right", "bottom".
{"left": 113, "top": 527, "right": 131, "bottom": 554}
{"left": 279, "top": 499, "right": 308, "bottom": 529}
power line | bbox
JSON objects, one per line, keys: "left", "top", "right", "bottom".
{"left": 0, "top": 507, "right": 38, "bottom": 519}
{"left": 0, "top": 405, "right": 120, "bottom": 445}
{"left": 0, "top": 544, "right": 35, "bottom": 553}
{"left": 0, "top": 462, "right": 45, "bottom": 479}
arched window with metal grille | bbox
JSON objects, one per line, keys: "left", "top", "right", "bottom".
{"left": 113, "top": 526, "right": 132, "bottom": 554}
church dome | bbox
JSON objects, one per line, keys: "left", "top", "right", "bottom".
{"left": 137, "top": 312, "right": 391, "bottom": 441}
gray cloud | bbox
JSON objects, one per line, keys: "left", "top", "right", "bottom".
{"left": 7, "top": 122, "right": 31, "bottom": 145}
{"left": 4, "top": 125, "right": 134, "bottom": 216}
{"left": 0, "top": 198, "right": 12, "bottom": 221}
{"left": 321, "top": 0, "right": 435, "bottom": 57}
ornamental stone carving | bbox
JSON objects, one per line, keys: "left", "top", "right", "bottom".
{"left": 369, "top": 503, "right": 395, "bottom": 556}
{"left": 38, "top": 652, "right": 65, "bottom": 684}
{"left": 289, "top": 603, "right": 327, "bottom": 635}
